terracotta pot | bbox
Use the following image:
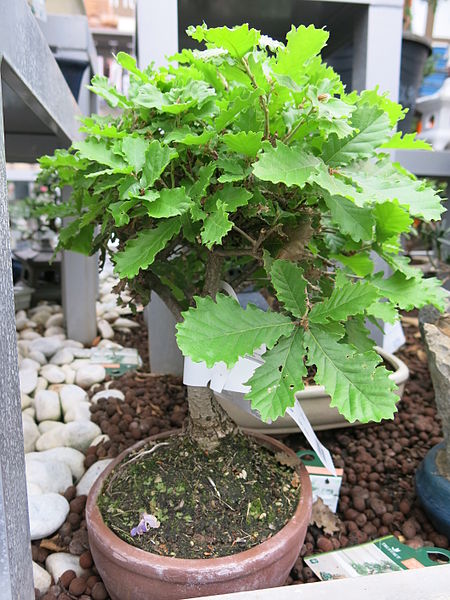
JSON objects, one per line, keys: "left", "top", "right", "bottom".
{"left": 86, "top": 430, "right": 312, "bottom": 600}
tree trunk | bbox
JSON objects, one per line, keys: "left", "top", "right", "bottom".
{"left": 186, "top": 385, "right": 239, "bottom": 452}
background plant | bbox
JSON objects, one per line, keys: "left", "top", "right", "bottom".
{"left": 38, "top": 23, "right": 446, "bottom": 450}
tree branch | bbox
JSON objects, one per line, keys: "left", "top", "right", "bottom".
{"left": 203, "top": 251, "right": 224, "bottom": 298}
{"left": 146, "top": 271, "right": 184, "bottom": 323}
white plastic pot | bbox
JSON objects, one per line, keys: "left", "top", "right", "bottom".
{"left": 216, "top": 347, "right": 409, "bottom": 433}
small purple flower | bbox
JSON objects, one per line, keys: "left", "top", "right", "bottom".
{"left": 130, "top": 513, "right": 160, "bottom": 537}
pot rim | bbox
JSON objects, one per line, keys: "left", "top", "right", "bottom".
{"left": 86, "top": 429, "right": 312, "bottom": 580}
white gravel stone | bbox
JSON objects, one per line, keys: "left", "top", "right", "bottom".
{"left": 96, "top": 339, "right": 122, "bottom": 349}
{"left": 113, "top": 317, "right": 139, "bottom": 328}
{"left": 30, "top": 336, "right": 63, "bottom": 357}
{"left": 40, "top": 364, "right": 66, "bottom": 384}
{"left": 26, "top": 447, "right": 85, "bottom": 481}
{"left": 19, "top": 368, "right": 38, "bottom": 395}
{"left": 102, "top": 310, "right": 120, "bottom": 322}
{"left": 70, "top": 359, "right": 91, "bottom": 371}
{"left": 33, "top": 561, "right": 51, "bottom": 595}
{"left": 35, "top": 427, "right": 66, "bottom": 451}
{"left": 21, "top": 393, "right": 32, "bottom": 409}
{"left": 25, "top": 456, "right": 72, "bottom": 494}
{"left": 45, "top": 313, "right": 64, "bottom": 328}
{"left": 97, "top": 319, "right": 114, "bottom": 339}
{"left": 36, "top": 421, "right": 101, "bottom": 452}
{"left": 15, "top": 314, "right": 29, "bottom": 330}
{"left": 91, "top": 388, "right": 125, "bottom": 403}
{"left": 34, "top": 390, "right": 61, "bottom": 422}
{"left": 75, "top": 364, "right": 106, "bottom": 388}
{"left": 49, "top": 348, "right": 74, "bottom": 366}
{"left": 17, "top": 340, "right": 30, "bottom": 356}
{"left": 22, "top": 415, "right": 40, "bottom": 453}
{"left": 76, "top": 459, "right": 113, "bottom": 496}
{"left": 45, "top": 325, "right": 66, "bottom": 337}
{"left": 20, "top": 357, "right": 40, "bottom": 371}
{"left": 91, "top": 434, "right": 110, "bottom": 446}
{"left": 63, "top": 401, "right": 91, "bottom": 423}
{"left": 38, "top": 421, "right": 65, "bottom": 435}
{"left": 45, "top": 553, "right": 89, "bottom": 582}
{"left": 61, "top": 364, "right": 76, "bottom": 384}
{"left": 20, "top": 330, "right": 41, "bottom": 340}
{"left": 35, "top": 377, "right": 48, "bottom": 392}
{"left": 28, "top": 494, "right": 70, "bottom": 540}
{"left": 27, "top": 482, "right": 43, "bottom": 496}
{"left": 61, "top": 339, "right": 84, "bottom": 349}
{"left": 23, "top": 407, "right": 36, "bottom": 419}
{"left": 28, "top": 350, "right": 47, "bottom": 365}
{"left": 59, "top": 385, "right": 88, "bottom": 414}
{"left": 70, "top": 347, "right": 92, "bottom": 358}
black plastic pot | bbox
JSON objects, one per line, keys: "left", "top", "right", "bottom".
{"left": 326, "top": 33, "right": 432, "bottom": 133}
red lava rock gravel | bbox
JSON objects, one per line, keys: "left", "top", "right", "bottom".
{"left": 32, "top": 315, "right": 449, "bottom": 598}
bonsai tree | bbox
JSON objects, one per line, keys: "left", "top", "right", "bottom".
{"left": 38, "top": 23, "right": 446, "bottom": 452}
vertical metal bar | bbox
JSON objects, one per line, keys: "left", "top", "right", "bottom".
{"left": 0, "top": 64, "right": 35, "bottom": 600}
{"left": 353, "top": 2, "right": 403, "bottom": 102}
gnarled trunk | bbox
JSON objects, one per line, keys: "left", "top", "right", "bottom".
{"left": 186, "top": 385, "right": 238, "bottom": 452}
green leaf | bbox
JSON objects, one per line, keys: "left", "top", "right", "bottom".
{"left": 366, "top": 300, "right": 399, "bottom": 324}
{"left": 118, "top": 176, "right": 141, "bottom": 200}
{"left": 371, "top": 272, "right": 446, "bottom": 311}
{"left": 253, "top": 141, "right": 320, "bottom": 188}
{"left": 205, "top": 184, "right": 252, "bottom": 213}
{"left": 116, "top": 52, "right": 148, "bottom": 81}
{"left": 187, "top": 24, "right": 260, "bottom": 59}
{"left": 189, "top": 163, "right": 216, "bottom": 200}
{"left": 88, "top": 75, "right": 130, "bottom": 108}
{"left": 114, "top": 217, "right": 182, "bottom": 278}
{"left": 324, "top": 195, "right": 374, "bottom": 242}
{"left": 176, "top": 294, "right": 294, "bottom": 368}
{"left": 146, "top": 187, "right": 191, "bottom": 218}
{"left": 245, "top": 330, "right": 306, "bottom": 421}
{"left": 309, "top": 278, "right": 379, "bottom": 323}
{"left": 222, "top": 131, "right": 263, "bottom": 157}
{"left": 374, "top": 201, "right": 412, "bottom": 242}
{"left": 121, "top": 136, "right": 149, "bottom": 172}
{"left": 311, "top": 165, "right": 364, "bottom": 206}
{"left": 345, "top": 317, "right": 375, "bottom": 352}
{"left": 164, "top": 128, "right": 214, "bottom": 146}
{"left": 200, "top": 200, "right": 233, "bottom": 249}
{"left": 357, "top": 88, "right": 405, "bottom": 127}
{"left": 109, "top": 199, "right": 137, "bottom": 226}
{"left": 73, "top": 138, "right": 128, "bottom": 170}
{"left": 343, "top": 159, "right": 444, "bottom": 222}
{"left": 67, "top": 224, "right": 95, "bottom": 255}
{"left": 274, "top": 25, "right": 329, "bottom": 81}
{"left": 141, "top": 141, "right": 176, "bottom": 187}
{"left": 305, "top": 323, "right": 398, "bottom": 422}
{"left": 333, "top": 253, "right": 374, "bottom": 277}
{"left": 380, "top": 132, "right": 432, "bottom": 150}
{"left": 215, "top": 89, "right": 262, "bottom": 132}
{"left": 270, "top": 260, "right": 306, "bottom": 318}
{"left": 380, "top": 253, "right": 421, "bottom": 281}
{"left": 322, "top": 104, "right": 391, "bottom": 166}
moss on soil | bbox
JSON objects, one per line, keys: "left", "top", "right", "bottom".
{"left": 98, "top": 432, "right": 301, "bottom": 559}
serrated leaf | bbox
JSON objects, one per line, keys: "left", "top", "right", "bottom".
{"left": 274, "top": 25, "right": 329, "bottom": 81}
{"left": 357, "top": 88, "right": 405, "bottom": 127}
{"left": 164, "top": 127, "right": 214, "bottom": 146}
{"left": 119, "top": 176, "right": 141, "bottom": 200}
{"left": 121, "top": 136, "right": 149, "bottom": 172}
{"left": 215, "top": 89, "right": 262, "bottom": 132}
{"left": 109, "top": 199, "right": 137, "bottom": 226}
{"left": 188, "top": 24, "right": 260, "bottom": 59}
{"left": 324, "top": 194, "right": 374, "bottom": 242}
{"left": 245, "top": 330, "right": 306, "bottom": 421}
{"left": 141, "top": 140, "right": 176, "bottom": 187}
{"left": 270, "top": 260, "right": 306, "bottom": 318}
{"left": 343, "top": 158, "right": 444, "bottom": 222}
{"left": 253, "top": 141, "right": 320, "bottom": 188}
{"left": 322, "top": 104, "right": 391, "bottom": 166}
{"left": 380, "top": 252, "right": 421, "bottom": 280}
{"left": 311, "top": 165, "right": 364, "bottom": 206}
{"left": 309, "top": 278, "right": 379, "bottom": 323}
{"left": 205, "top": 184, "right": 252, "bottom": 213}
{"left": 146, "top": 187, "right": 191, "bottom": 218}
{"left": 114, "top": 217, "right": 181, "bottom": 278}
{"left": 73, "top": 138, "right": 128, "bottom": 170}
{"left": 116, "top": 52, "right": 148, "bottom": 81}
{"left": 345, "top": 317, "right": 375, "bottom": 352}
{"left": 200, "top": 200, "right": 233, "bottom": 249}
{"left": 366, "top": 300, "right": 399, "bottom": 324}
{"left": 176, "top": 294, "right": 294, "bottom": 368}
{"left": 371, "top": 272, "right": 446, "bottom": 311}
{"left": 305, "top": 323, "right": 398, "bottom": 422}
{"left": 222, "top": 131, "right": 263, "bottom": 157}
{"left": 88, "top": 75, "right": 130, "bottom": 108}
{"left": 380, "top": 132, "right": 432, "bottom": 150}
{"left": 333, "top": 253, "right": 374, "bottom": 277}
{"left": 374, "top": 201, "right": 412, "bottom": 242}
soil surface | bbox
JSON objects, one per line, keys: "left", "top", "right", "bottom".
{"left": 33, "top": 314, "right": 449, "bottom": 598}
{"left": 98, "top": 432, "right": 301, "bottom": 558}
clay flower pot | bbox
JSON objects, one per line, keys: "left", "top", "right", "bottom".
{"left": 86, "top": 431, "right": 312, "bottom": 600}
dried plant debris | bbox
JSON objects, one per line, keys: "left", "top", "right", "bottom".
{"left": 310, "top": 498, "right": 341, "bottom": 536}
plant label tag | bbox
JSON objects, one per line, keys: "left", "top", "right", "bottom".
{"left": 305, "top": 535, "right": 450, "bottom": 580}
{"left": 297, "top": 450, "right": 343, "bottom": 512}
{"left": 286, "top": 401, "right": 337, "bottom": 476}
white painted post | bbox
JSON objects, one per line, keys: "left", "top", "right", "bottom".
{"left": 353, "top": 0, "right": 404, "bottom": 101}
{"left": 136, "top": 0, "right": 183, "bottom": 374}
{"left": 0, "top": 76, "right": 35, "bottom": 600}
